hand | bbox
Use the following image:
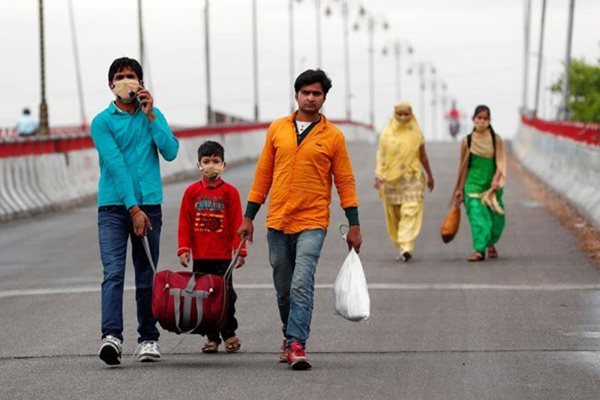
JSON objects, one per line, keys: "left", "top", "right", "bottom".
{"left": 136, "top": 88, "right": 155, "bottom": 121}
{"left": 373, "top": 177, "right": 382, "bottom": 190}
{"left": 346, "top": 225, "right": 362, "bottom": 254}
{"left": 131, "top": 209, "right": 152, "bottom": 237}
{"left": 179, "top": 252, "right": 191, "bottom": 268}
{"left": 491, "top": 180, "right": 500, "bottom": 191}
{"left": 238, "top": 218, "right": 254, "bottom": 244}
{"left": 234, "top": 256, "right": 246, "bottom": 269}
{"left": 427, "top": 176, "right": 435, "bottom": 192}
{"left": 454, "top": 190, "right": 464, "bottom": 204}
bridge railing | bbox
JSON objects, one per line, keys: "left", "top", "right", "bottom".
{"left": 514, "top": 115, "right": 600, "bottom": 230}
{"left": 0, "top": 121, "right": 375, "bottom": 222}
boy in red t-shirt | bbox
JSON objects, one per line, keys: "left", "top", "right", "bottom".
{"left": 177, "top": 141, "right": 247, "bottom": 353}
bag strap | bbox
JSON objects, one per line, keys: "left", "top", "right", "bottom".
{"left": 142, "top": 235, "right": 157, "bottom": 273}
{"left": 223, "top": 239, "right": 247, "bottom": 281}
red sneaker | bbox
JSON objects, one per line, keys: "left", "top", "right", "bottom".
{"left": 279, "top": 340, "right": 288, "bottom": 363}
{"left": 287, "top": 342, "right": 312, "bottom": 370}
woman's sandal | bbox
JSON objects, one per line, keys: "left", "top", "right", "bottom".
{"left": 201, "top": 341, "right": 219, "bottom": 354}
{"left": 468, "top": 252, "right": 486, "bottom": 262}
{"left": 224, "top": 337, "right": 241, "bottom": 353}
{"left": 487, "top": 246, "right": 498, "bottom": 259}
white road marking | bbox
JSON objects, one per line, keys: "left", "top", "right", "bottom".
{"left": 2, "top": 283, "right": 600, "bottom": 299}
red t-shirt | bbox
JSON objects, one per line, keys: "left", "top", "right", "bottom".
{"left": 177, "top": 178, "right": 247, "bottom": 260}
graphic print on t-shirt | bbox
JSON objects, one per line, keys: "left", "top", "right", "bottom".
{"left": 194, "top": 195, "right": 225, "bottom": 233}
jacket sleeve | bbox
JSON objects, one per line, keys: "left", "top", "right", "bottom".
{"left": 247, "top": 123, "right": 276, "bottom": 204}
{"left": 91, "top": 116, "right": 138, "bottom": 209}
{"left": 149, "top": 108, "right": 179, "bottom": 162}
{"left": 177, "top": 187, "right": 194, "bottom": 256}
{"left": 228, "top": 187, "right": 247, "bottom": 257}
{"left": 332, "top": 133, "right": 358, "bottom": 209}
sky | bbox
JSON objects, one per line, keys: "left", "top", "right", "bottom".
{"left": 0, "top": 0, "right": 598, "bottom": 140}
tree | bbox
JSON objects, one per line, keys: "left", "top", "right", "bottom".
{"left": 551, "top": 58, "right": 600, "bottom": 123}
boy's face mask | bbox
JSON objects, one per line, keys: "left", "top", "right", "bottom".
{"left": 110, "top": 79, "right": 141, "bottom": 104}
{"left": 200, "top": 163, "right": 224, "bottom": 179}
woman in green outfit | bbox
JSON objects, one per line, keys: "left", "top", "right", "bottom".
{"left": 453, "top": 105, "right": 507, "bottom": 262}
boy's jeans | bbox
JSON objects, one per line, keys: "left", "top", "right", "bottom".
{"left": 267, "top": 228, "right": 326, "bottom": 347}
{"left": 98, "top": 205, "right": 161, "bottom": 343}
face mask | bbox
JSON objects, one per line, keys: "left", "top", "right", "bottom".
{"left": 395, "top": 115, "right": 411, "bottom": 124}
{"left": 200, "top": 163, "right": 224, "bottom": 179}
{"left": 111, "top": 79, "right": 141, "bottom": 103}
{"left": 475, "top": 121, "right": 489, "bottom": 132}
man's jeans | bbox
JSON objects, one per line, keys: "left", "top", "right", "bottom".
{"left": 98, "top": 205, "right": 161, "bottom": 343}
{"left": 267, "top": 228, "right": 326, "bottom": 347}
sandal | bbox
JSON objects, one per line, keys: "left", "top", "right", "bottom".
{"left": 224, "top": 337, "right": 241, "bottom": 353}
{"left": 487, "top": 246, "right": 498, "bottom": 259}
{"left": 201, "top": 341, "right": 219, "bottom": 354}
{"left": 468, "top": 252, "right": 485, "bottom": 262}
{"left": 402, "top": 251, "right": 412, "bottom": 263}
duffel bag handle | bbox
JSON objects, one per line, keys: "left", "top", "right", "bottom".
{"left": 223, "top": 239, "right": 247, "bottom": 281}
{"left": 142, "top": 235, "right": 157, "bottom": 273}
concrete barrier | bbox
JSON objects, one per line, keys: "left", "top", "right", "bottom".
{"left": 0, "top": 121, "right": 375, "bottom": 222}
{"left": 514, "top": 116, "right": 600, "bottom": 230}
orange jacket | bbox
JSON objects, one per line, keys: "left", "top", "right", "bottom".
{"left": 248, "top": 112, "right": 358, "bottom": 234}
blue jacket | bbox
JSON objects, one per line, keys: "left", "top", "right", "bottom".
{"left": 91, "top": 102, "right": 179, "bottom": 209}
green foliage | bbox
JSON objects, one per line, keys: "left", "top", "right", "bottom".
{"left": 551, "top": 59, "right": 600, "bottom": 123}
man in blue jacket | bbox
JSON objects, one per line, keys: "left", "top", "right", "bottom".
{"left": 91, "top": 57, "right": 179, "bottom": 366}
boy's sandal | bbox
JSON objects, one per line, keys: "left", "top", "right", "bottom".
{"left": 468, "top": 252, "right": 485, "bottom": 262}
{"left": 202, "top": 341, "right": 219, "bottom": 354}
{"left": 224, "top": 337, "right": 241, "bottom": 353}
{"left": 487, "top": 246, "right": 498, "bottom": 259}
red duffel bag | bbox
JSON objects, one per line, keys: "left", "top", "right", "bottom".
{"left": 143, "top": 236, "right": 243, "bottom": 335}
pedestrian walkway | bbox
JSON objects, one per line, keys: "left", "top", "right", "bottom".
{"left": 1, "top": 142, "right": 599, "bottom": 400}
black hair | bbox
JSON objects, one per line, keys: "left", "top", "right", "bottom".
{"left": 23, "top": 108, "right": 30, "bottom": 115}
{"left": 294, "top": 69, "right": 332, "bottom": 97}
{"left": 471, "top": 104, "right": 496, "bottom": 135}
{"left": 108, "top": 57, "right": 143, "bottom": 83}
{"left": 198, "top": 141, "right": 224, "bottom": 162}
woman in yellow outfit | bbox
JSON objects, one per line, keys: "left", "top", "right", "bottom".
{"left": 374, "top": 101, "right": 434, "bottom": 262}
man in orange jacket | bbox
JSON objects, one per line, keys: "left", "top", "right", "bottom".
{"left": 238, "top": 69, "right": 362, "bottom": 370}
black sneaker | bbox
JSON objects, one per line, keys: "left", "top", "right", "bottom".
{"left": 99, "top": 335, "right": 122, "bottom": 366}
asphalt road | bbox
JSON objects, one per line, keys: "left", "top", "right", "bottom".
{"left": 1, "top": 141, "right": 599, "bottom": 400}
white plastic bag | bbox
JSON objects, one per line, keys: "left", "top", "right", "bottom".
{"left": 333, "top": 248, "right": 370, "bottom": 322}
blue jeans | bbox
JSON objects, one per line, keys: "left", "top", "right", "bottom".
{"left": 267, "top": 228, "right": 326, "bottom": 347}
{"left": 98, "top": 205, "right": 162, "bottom": 343}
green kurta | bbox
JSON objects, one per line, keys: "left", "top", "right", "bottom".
{"left": 464, "top": 154, "right": 505, "bottom": 253}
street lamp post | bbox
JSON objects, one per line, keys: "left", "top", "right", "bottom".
{"left": 522, "top": 0, "right": 531, "bottom": 114}
{"left": 204, "top": 0, "right": 213, "bottom": 124}
{"left": 316, "top": 0, "right": 322, "bottom": 67}
{"left": 533, "top": 0, "right": 547, "bottom": 118}
{"left": 408, "top": 61, "right": 436, "bottom": 139}
{"left": 38, "top": 0, "right": 49, "bottom": 136}
{"left": 325, "top": 0, "right": 352, "bottom": 120}
{"left": 354, "top": 6, "right": 388, "bottom": 128}
{"left": 138, "top": 0, "right": 144, "bottom": 69}
{"left": 252, "top": 0, "right": 259, "bottom": 121}
{"left": 383, "top": 40, "right": 413, "bottom": 100}
{"left": 559, "top": 0, "right": 575, "bottom": 121}
{"left": 289, "top": 0, "right": 295, "bottom": 113}
{"left": 68, "top": 0, "right": 86, "bottom": 128}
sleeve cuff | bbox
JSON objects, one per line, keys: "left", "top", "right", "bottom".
{"left": 177, "top": 247, "right": 191, "bottom": 256}
{"left": 244, "top": 202, "right": 261, "bottom": 220}
{"left": 344, "top": 206, "right": 360, "bottom": 226}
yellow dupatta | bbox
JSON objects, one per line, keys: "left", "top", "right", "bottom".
{"left": 375, "top": 101, "right": 426, "bottom": 204}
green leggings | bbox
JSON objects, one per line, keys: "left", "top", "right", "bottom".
{"left": 464, "top": 193, "right": 505, "bottom": 253}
